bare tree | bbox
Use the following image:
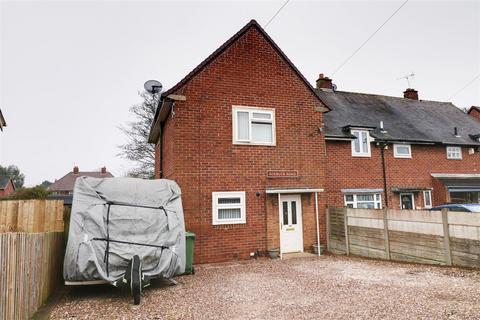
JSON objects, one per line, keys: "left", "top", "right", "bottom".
{"left": 118, "top": 91, "right": 158, "bottom": 179}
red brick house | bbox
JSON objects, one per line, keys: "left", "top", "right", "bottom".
{"left": 317, "top": 77, "right": 480, "bottom": 210}
{"left": 48, "top": 166, "right": 113, "bottom": 195}
{"left": 149, "top": 20, "right": 480, "bottom": 263}
{"left": 0, "top": 176, "right": 15, "bottom": 197}
{"left": 149, "top": 20, "right": 330, "bottom": 263}
{"left": 468, "top": 106, "right": 480, "bottom": 122}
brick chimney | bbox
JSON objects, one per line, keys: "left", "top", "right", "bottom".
{"left": 403, "top": 88, "right": 418, "bottom": 100}
{"left": 73, "top": 166, "right": 79, "bottom": 174}
{"left": 101, "top": 166, "right": 107, "bottom": 174}
{"left": 316, "top": 74, "right": 333, "bottom": 90}
{"left": 468, "top": 106, "right": 480, "bottom": 122}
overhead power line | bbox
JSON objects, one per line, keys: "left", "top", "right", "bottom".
{"left": 448, "top": 74, "right": 480, "bottom": 100}
{"left": 264, "top": 0, "right": 291, "bottom": 29}
{"left": 331, "top": 0, "right": 409, "bottom": 76}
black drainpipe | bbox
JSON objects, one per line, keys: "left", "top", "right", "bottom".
{"left": 380, "top": 142, "right": 389, "bottom": 208}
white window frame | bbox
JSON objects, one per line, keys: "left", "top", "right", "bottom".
{"left": 212, "top": 191, "right": 246, "bottom": 225}
{"left": 393, "top": 144, "right": 412, "bottom": 158}
{"left": 351, "top": 130, "right": 371, "bottom": 157}
{"left": 446, "top": 146, "right": 462, "bottom": 160}
{"left": 232, "top": 106, "right": 276, "bottom": 146}
{"left": 423, "top": 190, "right": 432, "bottom": 209}
{"left": 344, "top": 193, "right": 382, "bottom": 209}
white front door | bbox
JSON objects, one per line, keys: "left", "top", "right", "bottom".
{"left": 280, "top": 194, "right": 303, "bottom": 253}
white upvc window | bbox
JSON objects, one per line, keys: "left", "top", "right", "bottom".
{"left": 423, "top": 190, "right": 432, "bottom": 209}
{"left": 212, "top": 191, "right": 246, "bottom": 225}
{"left": 344, "top": 193, "right": 382, "bottom": 209}
{"left": 232, "top": 106, "right": 275, "bottom": 145}
{"left": 446, "top": 146, "right": 462, "bottom": 160}
{"left": 351, "top": 130, "right": 371, "bottom": 157}
{"left": 394, "top": 144, "right": 412, "bottom": 158}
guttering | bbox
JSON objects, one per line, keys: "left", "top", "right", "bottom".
{"left": 148, "top": 94, "right": 186, "bottom": 143}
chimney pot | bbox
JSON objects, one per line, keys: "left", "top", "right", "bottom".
{"left": 73, "top": 166, "right": 79, "bottom": 174}
{"left": 403, "top": 88, "right": 419, "bottom": 100}
{"left": 101, "top": 166, "right": 107, "bottom": 174}
{"left": 316, "top": 73, "right": 333, "bottom": 90}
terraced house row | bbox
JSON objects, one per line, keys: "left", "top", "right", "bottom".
{"left": 148, "top": 20, "right": 480, "bottom": 263}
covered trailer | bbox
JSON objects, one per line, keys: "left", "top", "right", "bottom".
{"left": 64, "top": 177, "right": 185, "bottom": 304}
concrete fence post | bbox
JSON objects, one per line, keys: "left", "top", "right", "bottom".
{"left": 326, "top": 207, "right": 331, "bottom": 252}
{"left": 383, "top": 208, "right": 391, "bottom": 260}
{"left": 441, "top": 209, "right": 452, "bottom": 266}
{"left": 344, "top": 208, "right": 350, "bottom": 256}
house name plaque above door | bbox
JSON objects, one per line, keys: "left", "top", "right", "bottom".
{"left": 267, "top": 170, "right": 298, "bottom": 178}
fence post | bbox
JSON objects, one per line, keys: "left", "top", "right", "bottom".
{"left": 383, "top": 208, "right": 391, "bottom": 260}
{"left": 441, "top": 209, "right": 452, "bottom": 266}
{"left": 326, "top": 206, "right": 331, "bottom": 252}
{"left": 344, "top": 208, "right": 350, "bottom": 255}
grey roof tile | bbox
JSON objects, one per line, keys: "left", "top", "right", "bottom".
{"left": 317, "top": 90, "right": 480, "bottom": 145}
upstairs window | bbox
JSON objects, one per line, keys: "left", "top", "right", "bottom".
{"left": 394, "top": 144, "right": 412, "bottom": 158}
{"left": 345, "top": 193, "right": 382, "bottom": 209}
{"left": 212, "top": 191, "right": 246, "bottom": 225}
{"left": 351, "top": 130, "right": 371, "bottom": 157}
{"left": 446, "top": 146, "right": 462, "bottom": 160}
{"left": 233, "top": 106, "right": 275, "bottom": 145}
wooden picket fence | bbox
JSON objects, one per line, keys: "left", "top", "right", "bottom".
{"left": 0, "top": 232, "right": 64, "bottom": 320}
{"left": 0, "top": 200, "right": 64, "bottom": 232}
{"left": 327, "top": 207, "right": 480, "bottom": 268}
{"left": 0, "top": 200, "right": 66, "bottom": 319}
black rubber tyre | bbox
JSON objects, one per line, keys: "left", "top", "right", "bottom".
{"left": 130, "top": 255, "right": 142, "bottom": 305}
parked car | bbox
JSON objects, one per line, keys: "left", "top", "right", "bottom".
{"left": 430, "top": 204, "right": 480, "bottom": 213}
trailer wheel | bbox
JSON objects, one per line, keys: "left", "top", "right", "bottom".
{"left": 130, "top": 255, "right": 142, "bottom": 305}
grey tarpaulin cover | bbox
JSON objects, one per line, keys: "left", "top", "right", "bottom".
{"left": 64, "top": 177, "right": 185, "bottom": 282}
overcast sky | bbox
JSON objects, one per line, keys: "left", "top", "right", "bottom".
{"left": 1, "top": 0, "right": 479, "bottom": 186}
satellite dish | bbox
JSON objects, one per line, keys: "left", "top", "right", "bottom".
{"left": 332, "top": 83, "right": 338, "bottom": 91}
{"left": 144, "top": 80, "right": 163, "bottom": 94}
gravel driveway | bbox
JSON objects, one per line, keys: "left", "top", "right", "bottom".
{"left": 49, "top": 255, "right": 480, "bottom": 320}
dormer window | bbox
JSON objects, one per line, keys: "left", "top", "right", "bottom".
{"left": 446, "top": 146, "right": 462, "bottom": 160}
{"left": 351, "top": 130, "right": 371, "bottom": 157}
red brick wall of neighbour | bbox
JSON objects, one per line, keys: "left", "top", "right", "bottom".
{"left": 326, "top": 141, "right": 480, "bottom": 209}
{"left": 0, "top": 181, "right": 15, "bottom": 197}
{"left": 157, "top": 27, "right": 328, "bottom": 263}
{"left": 468, "top": 107, "right": 480, "bottom": 122}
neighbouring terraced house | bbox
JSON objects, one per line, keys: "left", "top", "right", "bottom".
{"left": 148, "top": 20, "right": 480, "bottom": 263}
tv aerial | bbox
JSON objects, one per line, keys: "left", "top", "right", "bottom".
{"left": 397, "top": 72, "right": 415, "bottom": 88}
{"left": 144, "top": 80, "right": 163, "bottom": 95}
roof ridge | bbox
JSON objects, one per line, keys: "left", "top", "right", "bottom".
{"left": 160, "top": 19, "right": 330, "bottom": 110}
{"left": 324, "top": 89, "right": 457, "bottom": 106}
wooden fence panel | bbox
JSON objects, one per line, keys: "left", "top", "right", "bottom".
{"left": 0, "top": 232, "right": 64, "bottom": 320}
{"left": 327, "top": 207, "right": 347, "bottom": 254}
{"left": 0, "top": 200, "right": 64, "bottom": 233}
{"left": 328, "top": 207, "right": 480, "bottom": 269}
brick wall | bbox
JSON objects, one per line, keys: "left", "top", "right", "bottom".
{"left": 468, "top": 107, "right": 480, "bottom": 122}
{"left": 157, "top": 26, "right": 327, "bottom": 263}
{"left": 0, "top": 180, "right": 15, "bottom": 197}
{"left": 326, "top": 140, "right": 480, "bottom": 209}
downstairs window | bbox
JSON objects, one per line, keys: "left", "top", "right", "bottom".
{"left": 344, "top": 193, "right": 382, "bottom": 209}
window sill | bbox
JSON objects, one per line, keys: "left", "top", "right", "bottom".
{"left": 233, "top": 142, "right": 276, "bottom": 147}
{"left": 394, "top": 156, "right": 412, "bottom": 159}
{"left": 351, "top": 153, "right": 371, "bottom": 158}
{"left": 212, "top": 220, "right": 246, "bottom": 226}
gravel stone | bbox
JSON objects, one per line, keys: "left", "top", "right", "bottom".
{"left": 49, "top": 255, "right": 480, "bottom": 319}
